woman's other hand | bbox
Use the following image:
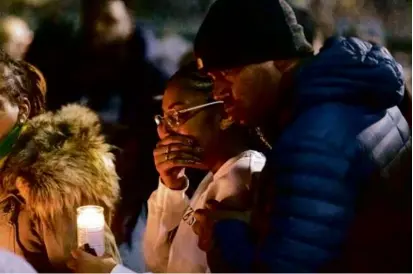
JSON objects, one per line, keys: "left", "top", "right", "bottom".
{"left": 193, "top": 199, "right": 251, "bottom": 251}
{"left": 193, "top": 200, "right": 252, "bottom": 272}
{"left": 154, "top": 135, "right": 207, "bottom": 190}
{"left": 67, "top": 249, "right": 117, "bottom": 273}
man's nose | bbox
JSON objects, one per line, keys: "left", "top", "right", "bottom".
{"left": 212, "top": 76, "right": 232, "bottom": 98}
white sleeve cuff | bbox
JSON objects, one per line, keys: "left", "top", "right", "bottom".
{"left": 152, "top": 177, "right": 189, "bottom": 210}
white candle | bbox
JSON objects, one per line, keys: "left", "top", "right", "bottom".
{"left": 77, "top": 205, "right": 105, "bottom": 256}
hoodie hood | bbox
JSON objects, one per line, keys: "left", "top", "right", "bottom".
{"left": 296, "top": 37, "right": 405, "bottom": 111}
{"left": 0, "top": 104, "right": 119, "bottom": 225}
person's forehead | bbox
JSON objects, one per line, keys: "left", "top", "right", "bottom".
{"left": 162, "top": 86, "right": 207, "bottom": 111}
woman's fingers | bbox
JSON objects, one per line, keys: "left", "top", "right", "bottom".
{"left": 70, "top": 249, "right": 94, "bottom": 261}
{"left": 193, "top": 208, "right": 215, "bottom": 252}
{"left": 67, "top": 258, "right": 76, "bottom": 271}
{"left": 157, "top": 157, "right": 208, "bottom": 172}
{"left": 205, "top": 199, "right": 221, "bottom": 211}
{"left": 154, "top": 143, "right": 203, "bottom": 157}
{"left": 67, "top": 249, "right": 116, "bottom": 273}
{"left": 193, "top": 209, "right": 208, "bottom": 236}
{"left": 154, "top": 135, "right": 205, "bottom": 170}
{"left": 198, "top": 232, "right": 214, "bottom": 251}
{"left": 155, "top": 150, "right": 202, "bottom": 165}
{"left": 156, "top": 135, "right": 196, "bottom": 147}
{"left": 67, "top": 249, "right": 89, "bottom": 272}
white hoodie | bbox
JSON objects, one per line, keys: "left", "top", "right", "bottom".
{"left": 141, "top": 150, "right": 265, "bottom": 273}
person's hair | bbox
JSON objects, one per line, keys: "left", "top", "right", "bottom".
{"left": 168, "top": 61, "right": 213, "bottom": 95}
{"left": 81, "top": 0, "right": 134, "bottom": 28}
{"left": 0, "top": 49, "right": 46, "bottom": 118}
{"left": 178, "top": 50, "right": 196, "bottom": 69}
{"left": 82, "top": 0, "right": 134, "bottom": 13}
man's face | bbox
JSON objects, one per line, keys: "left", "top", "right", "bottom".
{"left": 91, "top": 0, "right": 133, "bottom": 46}
{"left": 209, "top": 61, "right": 282, "bottom": 126}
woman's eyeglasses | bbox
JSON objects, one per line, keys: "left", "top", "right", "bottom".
{"left": 154, "top": 101, "right": 224, "bottom": 129}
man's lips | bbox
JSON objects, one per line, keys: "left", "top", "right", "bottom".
{"left": 216, "top": 97, "right": 236, "bottom": 117}
{"left": 224, "top": 106, "right": 236, "bottom": 116}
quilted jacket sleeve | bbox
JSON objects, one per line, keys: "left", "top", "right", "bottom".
{"left": 254, "top": 138, "right": 361, "bottom": 271}
{"left": 212, "top": 104, "right": 374, "bottom": 272}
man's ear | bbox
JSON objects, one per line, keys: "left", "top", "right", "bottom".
{"left": 18, "top": 97, "right": 31, "bottom": 122}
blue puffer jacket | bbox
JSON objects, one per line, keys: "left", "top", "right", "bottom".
{"left": 212, "top": 37, "right": 411, "bottom": 272}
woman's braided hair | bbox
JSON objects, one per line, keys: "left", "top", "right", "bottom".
{"left": 0, "top": 49, "right": 46, "bottom": 118}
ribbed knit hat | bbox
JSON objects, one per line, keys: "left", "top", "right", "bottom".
{"left": 194, "top": 0, "right": 314, "bottom": 71}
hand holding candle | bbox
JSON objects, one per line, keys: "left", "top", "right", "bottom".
{"left": 67, "top": 249, "right": 117, "bottom": 273}
{"left": 77, "top": 206, "right": 105, "bottom": 257}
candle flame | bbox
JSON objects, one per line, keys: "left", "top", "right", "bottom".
{"left": 77, "top": 206, "right": 104, "bottom": 229}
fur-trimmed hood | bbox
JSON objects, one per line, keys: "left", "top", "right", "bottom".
{"left": 0, "top": 104, "right": 119, "bottom": 224}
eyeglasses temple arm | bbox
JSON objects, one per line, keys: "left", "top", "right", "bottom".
{"left": 178, "top": 101, "right": 224, "bottom": 114}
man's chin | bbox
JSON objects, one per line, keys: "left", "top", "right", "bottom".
{"left": 232, "top": 116, "right": 251, "bottom": 126}
{"left": 239, "top": 115, "right": 261, "bottom": 127}
{"left": 224, "top": 107, "right": 255, "bottom": 126}
{"left": 232, "top": 111, "right": 252, "bottom": 126}
{"left": 228, "top": 113, "right": 249, "bottom": 126}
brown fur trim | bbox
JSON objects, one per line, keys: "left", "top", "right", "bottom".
{"left": 0, "top": 104, "right": 119, "bottom": 226}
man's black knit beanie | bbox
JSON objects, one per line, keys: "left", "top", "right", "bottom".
{"left": 194, "top": 0, "right": 314, "bottom": 71}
